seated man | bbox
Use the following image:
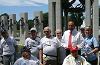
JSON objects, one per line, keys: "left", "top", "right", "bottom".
{"left": 62, "top": 47, "right": 91, "bottom": 65}
{"left": 14, "top": 47, "right": 40, "bottom": 65}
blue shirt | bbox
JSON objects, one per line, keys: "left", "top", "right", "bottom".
{"left": 1, "top": 36, "right": 17, "bottom": 55}
{"left": 81, "top": 35, "right": 99, "bottom": 61}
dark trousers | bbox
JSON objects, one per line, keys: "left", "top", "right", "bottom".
{"left": 88, "top": 59, "right": 98, "bottom": 65}
{"left": 3, "top": 55, "right": 14, "bottom": 65}
{"left": 0, "top": 56, "right": 3, "bottom": 64}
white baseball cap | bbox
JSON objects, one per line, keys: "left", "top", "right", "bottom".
{"left": 30, "top": 27, "right": 37, "bottom": 32}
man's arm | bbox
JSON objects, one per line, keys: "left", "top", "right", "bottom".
{"left": 39, "top": 49, "right": 43, "bottom": 64}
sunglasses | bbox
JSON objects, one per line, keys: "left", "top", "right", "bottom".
{"left": 44, "top": 31, "right": 49, "bottom": 32}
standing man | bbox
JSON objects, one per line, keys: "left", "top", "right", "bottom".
{"left": 39, "top": 26, "right": 57, "bottom": 65}
{"left": 62, "top": 20, "right": 84, "bottom": 56}
{"left": 0, "top": 29, "right": 17, "bottom": 65}
{"left": 24, "top": 27, "right": 41, "bottom": 59}
{"left": 81, "top": 26, "right": 99, "bottom": 65}
{"left": 53, "top": 29, "right": 66, "bottom": 65}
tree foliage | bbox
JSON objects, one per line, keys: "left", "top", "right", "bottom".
{"left": 68, "top": 12, "right": 84, "bottom": 27}
{"left": 0, "top": 13, "right": 9, "bottom": 19}
{"left": 27, "top": 20, "right": 34, "bottom": 29}
{"left": 42, "top": 12, "right": 48, "bottom": 28}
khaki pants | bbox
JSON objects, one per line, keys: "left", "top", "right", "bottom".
{"left": 43, "top": 54, "right": 57, "bottom": 65}
{"left": 43, "top": 59, "right": 57, "bottom": 65}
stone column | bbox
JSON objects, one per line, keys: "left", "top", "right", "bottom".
{"left": 93, "top": 0, "right": 99, "bottom": 40}
{"left": 20, "top": 12, "right": 29, "bottom": 44}
{"left": 1, "top": 16, "right": 8, "bottom": 30}
{"left": 56, "top": 0, "right": 62, "bottom": 30}
{"left": 93, "top": 2, "right": 99, "bottom": 64}
{"left": 85, "top": 0, "right": 91, "bottom": 26}
{"left": 48, "top": 0, "right": 56, "bottom": 35}
{"left": 9, "top": 14, "right": 17, "bottom": 37}
{"left": 34, "top": 11, "right": 43, "bottom": 37}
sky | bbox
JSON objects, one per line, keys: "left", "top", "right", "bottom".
{"left": 0, "top": 0, "right": 48, "bottom": 20}
{"left": 0, "top": 0, "right": 100, "bottom": 21}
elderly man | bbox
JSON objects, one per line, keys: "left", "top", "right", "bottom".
{"left": 14, "top": 47, "right": 40, "bottom": 65}
{"left": 62, "top": 47, "right": 91, "bottom": 65}
{"left": 24, "top": 27, "right": 41, "bottom": 59}
{"left": 80, "top": 26, "right": 99, "bottom": 65}
{"left": 39, "top": 26, "right": 58, "bottom": 65}
{"left": 0, "top": 29, "right": 17, "bottom": 65}
{"left": 53, "top": 29, "right": 66, "bottom": 65}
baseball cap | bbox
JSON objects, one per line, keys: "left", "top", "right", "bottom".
{"left": 70, "top": 46, "right": 78, "bottom": 53}
{"left": 30, "top": 27, "right": 37, "bottom": 32}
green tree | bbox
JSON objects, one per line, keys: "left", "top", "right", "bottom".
{"left": 0, "top": 13, "right": 9, "bottom": 19}
{"left": 68, "top": 12, "right": 84, "bottom": 28}
{"left": 27, "top": 20, "right": 34, "bottom": 29}
{"left": 42, "top": 12, "right": 48, "bottom": 28}
{"left": 16, "top": 21, "right": 20, "bottom": 30}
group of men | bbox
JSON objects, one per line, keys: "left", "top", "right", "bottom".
{"left": 0, "top": 20, "right": 99, "bottom": 65}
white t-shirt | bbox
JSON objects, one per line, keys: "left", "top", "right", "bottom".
{"left": 14, "top": 55, "right": 40, "bottom": 65}
{"left": 39, "top": 36, "right": 58, "bottom": 60}
{"left": 53, "top": 37, "right": 66, "bottom": 64}
{"left": 24, "top": 37, "right": 41, "bottom": 58}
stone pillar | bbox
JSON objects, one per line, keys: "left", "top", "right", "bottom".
{"left": 1, "top": 16, "right": 8, "bottom": 30}
{"left": 34, "top": 11, "right": 43, "bottom": 37}
{"left": 9, "top": 14, "right": 17, "bottom": 37}
{"left": 93, "top": 1, "right": 99, "bottom": 64}
{"left": 20, "top": 12, "right": 29, "bottom": 44}
{"left": 93, "top": 0, "right": 99, "bottom": 40}
{"left": 48, "top": 0, "right": 56, "bottom": 35}
{"left": 56, "top": 0, "right": 62, "bottom": 30}
{"left": 85, "top": 0, "right": 91, "bottom": 26}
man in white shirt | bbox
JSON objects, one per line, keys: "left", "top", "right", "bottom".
{"left": 24, "top": 27, "right": 41, "bottom": 59}
{"left": 62, "top": 47, "right": 91, "bottom": 65}
{"left": 0, "top": 29, "right": 17, "bottom": 65}
{"left": 53, "top": 29, "right": 66, "bottom": 65}
{"left": 62, "top": 20, "right": 84, "bottom": 56}
{"left": 14, "top": 47, "right": 40, "bottom": 65}
{"left": 39, "top": 27, "right": 57, "bottom": 65}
